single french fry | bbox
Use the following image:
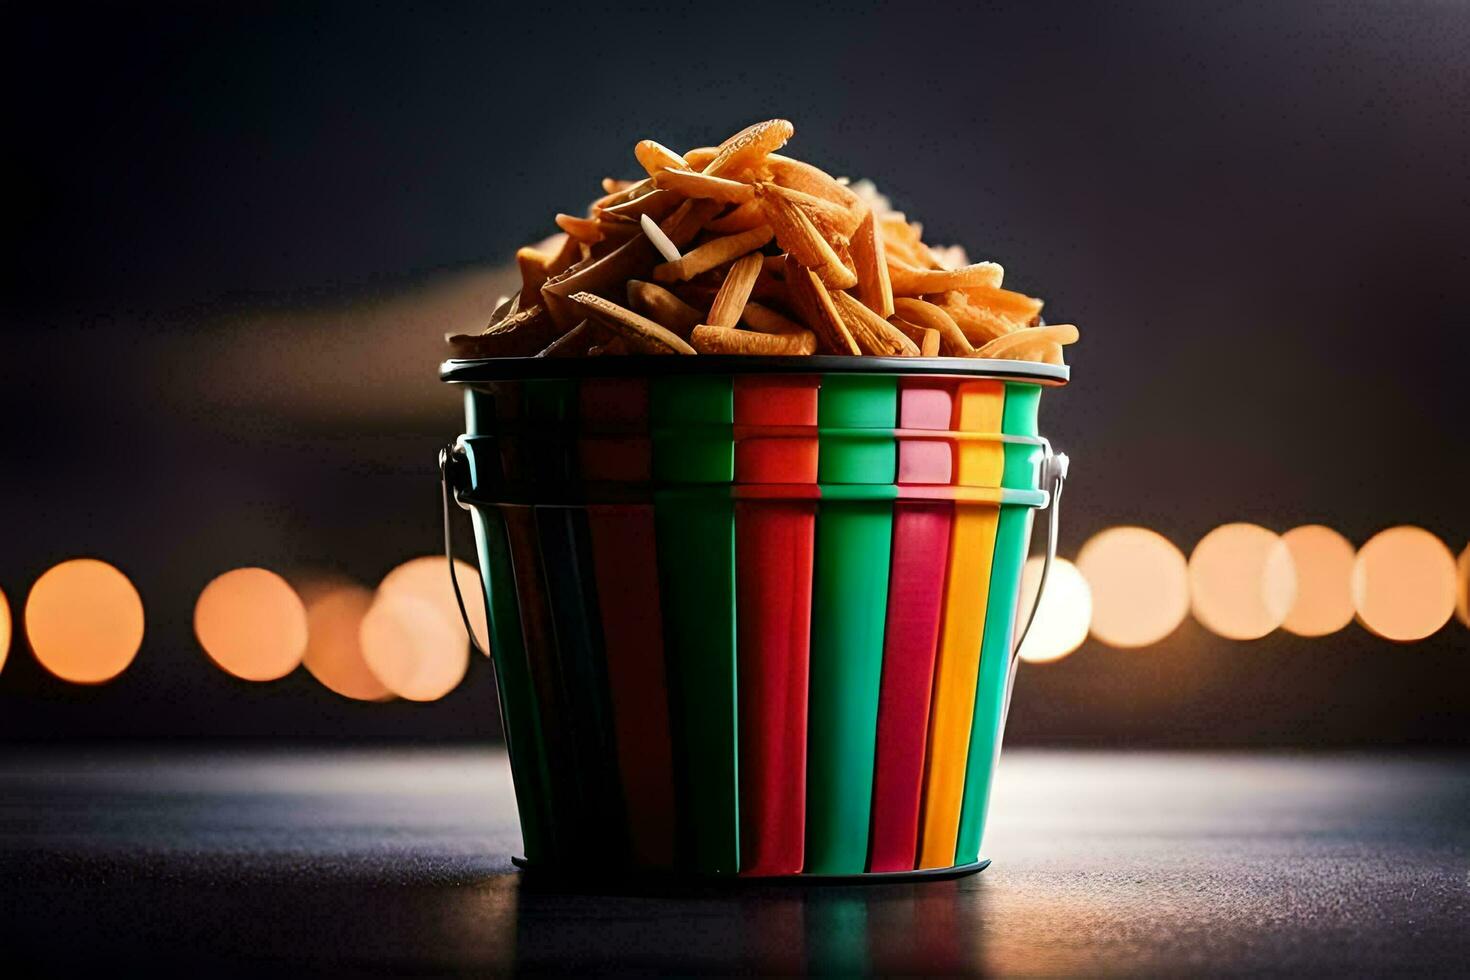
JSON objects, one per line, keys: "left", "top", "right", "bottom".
{"left": 766, "top": 153, "right": 862, "bottom": 208}
{"left": 741, "top": 300, "right": 806, "bottom": 335}
{"left": 635, "top": 139, "right": 688, "bottom": 177}
{"left": 758, "top": 189, "right": 857, "bottom": 290}
{"left": 850, "top": 209, "right": 895, "bottom": 318}
{"left": 516, "top": 247, "right": 552, "bottom": 300}
{"left": 960, "top": 284, "right": 1044, "bottom": 323}
{"left": 887, "top": 259, "right": 1004, "bottom": 295}
{"left": 702, "top": 119, "right": 795, "bottom": 178}
{"left": 890, "top": 318, "right": 941, "bottom": 357}
{"left": 535, "top": 320, "right": 596, "bottom": 358}
{"left": 627, "top": 279, "right": 704, "bottom": 338}
{"left": 919, "top": 327, "right": 941, "bottom": 357}
{"left": 652, "top": 224, "right": 773, "bottom": 283}
{"left": 764, "top": 182, "right": 863, "bottom": 241}
{"left": 707, "top": 252, "right": 763, "bottom": 328}
{"left": 652, "top": 168, "right": 756, "bottom": 204}
{"left": 832, "top": 290, "right": 920, "bottom": 356}
{"left": 786, "top": 258, "right": 860, "bottom": 354}
{"left": 683, "top": 146, "right": 719, "bottom": 170}
{"left": 571, "top": 292, "right": 698, "bottom": 355}
{"left": 448, "top": 305, "right": 560, "bottom": 358}
{"left": 892, "top": 297, "right": 971, "bottom": 354}
{"left": 971, "top": 323, "right": 1079, "bottom": 360}
{"left": 690, "top": 324, "right": 817, "bottom": 355}
{"left": 705, "top": 198, "right": 767, "bottom": 234}
{"left": 555, "top": 213, "right": 606, "bottom": 243}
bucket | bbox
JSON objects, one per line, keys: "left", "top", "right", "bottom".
{"left": 439, "top": 355, "right": 1069, "bottom": 881}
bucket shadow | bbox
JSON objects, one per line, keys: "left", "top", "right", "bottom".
{"left": 510, "top": 875, "right": 987, "bottom": 975}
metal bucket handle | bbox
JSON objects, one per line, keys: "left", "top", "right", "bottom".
{"left": 438, "top": 440, "right": 1068, "bottom": 666}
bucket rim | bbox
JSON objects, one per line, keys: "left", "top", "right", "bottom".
{"left": 440, "top": 355, "right": 1069, "bottom": 385}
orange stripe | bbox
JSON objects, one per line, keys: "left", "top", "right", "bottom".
{"left": 917, "top": 381, "right": 1005, "bottom": 868}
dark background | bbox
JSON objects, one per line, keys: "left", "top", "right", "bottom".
{"left": 2, "top": 0, "right": 1466, "bottom": 745}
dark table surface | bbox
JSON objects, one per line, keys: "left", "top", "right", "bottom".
{"left": 2, "top": 747, "right": 1467, "bottom": 976}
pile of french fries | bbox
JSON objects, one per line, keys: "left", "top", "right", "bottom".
{"left": 448, "top": 119, "right": 1079, "bottom": 362}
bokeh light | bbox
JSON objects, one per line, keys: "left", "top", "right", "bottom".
{"left": 1189, "top": 524, "right": 1296, "bottom": 640}
{"left": 0, "top": 587, "right": 10, "bottom": 675}
{"left": 1280, "top": 525, "right": 1356, "bottom": 637}
{"left": 1017, "top": 557, "right": 1092, "bottom": 664}
{"left": 302, "top": 583, "right": 394, "bottom": 702}
{"left": 376, "top": 556, "right": 490, "bottom": 653}
{"left": 1456, "top": 544, "right": 1469, "bottom": 629}
{"left": 25, "top": 558, "right": 145, "bottom": 684}
{"left": 1075, "top": 527, "right": 1190, "bottom": 648}
{"left": 1352, "top": 527, "right": 1456, "bottom": 641}
{"left": 360, "top": 590, "right": 466, "bottom": 701}
{"left": 194, "top": 567, "right": 308, "bottom": 681}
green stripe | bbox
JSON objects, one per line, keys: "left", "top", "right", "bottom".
{"left": 652, "top": 376, "right": 740, "bottom": 874}
{"left": 804, "top": 375, "right": 897, "bottom": 874}
{"left": 461, "top": 424, "right": 555, "bottom": 865}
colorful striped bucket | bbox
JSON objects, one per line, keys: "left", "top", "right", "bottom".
{"left": 440, "top": 356, "right": 1069, "bottom": 881}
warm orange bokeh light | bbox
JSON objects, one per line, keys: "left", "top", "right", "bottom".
{"left": 0, "top": 588, "right": 10, "bottom": 674}
{"left": 1352, "top": 527, "right": 1456, "bottom": 641}
{"left": 376, "top": 556, "right": 490, "bottom": 653}
{"left": 1456, "top": 544, "right": 1469, "bottom": 629}
{"left": 1189, "top": 523, "right": 1296, "bottom": 640}
{"left": 360, "top": 590, "right": 467, "bottom": 701}
{"left": 194, "top": 567, "right": 308, "bottom": 681}
{"left": 25, "top": 558, "right": 145, "bottom": 684}
{"left": 1280, "top": 525, "right": 1356, "bottom": 637}
{"left": 1017, "top": 557, "right": 1092, "bottom": 664}
{"left": 302, "top": 584, "right": 394, "bottom": 702}
{"left": 1075, "top": 527, "right": 1190, "bottom": 648}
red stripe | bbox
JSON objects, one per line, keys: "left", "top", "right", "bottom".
{"left": 734, "top": 376, "right": 817, "bottom": 876}
{"left": 867, "top": 380, "right": 956, "bottom": 872}
{"left": 868, "top": 502, "right": 953, "bottom": 871}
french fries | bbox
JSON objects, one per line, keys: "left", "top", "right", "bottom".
{"left": 892, "top": 297, "right": 972, "bottom": 355}
{"left": 571, "top": 292, "right": 697, "bottom": 355}
{"left": 451, "top": 119, "right": 1079, "bottom": 364}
